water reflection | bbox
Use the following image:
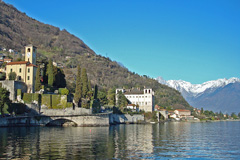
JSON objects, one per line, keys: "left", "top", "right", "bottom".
{"left": 0, "top": 122, "right": 240, "bottom": 159}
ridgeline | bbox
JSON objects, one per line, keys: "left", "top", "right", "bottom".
{"left": 0, "top": 1, "right": 191, "bottom": 110}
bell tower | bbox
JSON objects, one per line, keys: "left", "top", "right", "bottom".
{"left": 25, "top": 44, "right": 37, "bottom": 65}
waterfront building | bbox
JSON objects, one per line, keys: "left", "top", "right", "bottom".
{"left": 116, "top": 88, "right": 154, "bottom": 112}
{"left": 5, "top": 44, "right": 37, "bottom": 93}
{"left": 174, "top": 109, "right": 191, "bottom": 118}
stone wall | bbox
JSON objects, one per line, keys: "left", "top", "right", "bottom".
{"left": 26, "top": 103, "right": 92, "bottom": 116}
{"left": 0, "top": 114, "right": 110, "bottom": 127}
{"left": 110, "top": 114, "right": 144, "bottom": 124}
{"left": 159, "top": 110, "right": 168, "bottom": 120}
{"left": 0, "top": 80, "right": 27, "bottom": 101}
{"left": 40, "top": 107, "right": 92, "bottom": 116}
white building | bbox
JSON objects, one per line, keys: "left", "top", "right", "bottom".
{"left": 116, "top": 88, "right": 154, "bottom": 112}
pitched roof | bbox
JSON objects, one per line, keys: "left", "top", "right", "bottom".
{"left": 6, "top": 61, "right": 37, "bottom": 67}
{"left": 176, "top": 109, "right": 191, "bottom": 112}
{"left": 6, "top": 61, "right": 28, "bottom": 65}
{"left": 27, "top": 63, "right": 37, "bottom": 67}
{"left": 4, "top": 59, "right": 12, "bottom": 61}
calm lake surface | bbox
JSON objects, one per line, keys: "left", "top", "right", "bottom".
{"left": 0, "top": 121, "right": 240, "bottom": 159}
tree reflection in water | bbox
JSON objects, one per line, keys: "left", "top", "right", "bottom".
{"left": 1, "top": 122, "right": 240, "bottom": 159}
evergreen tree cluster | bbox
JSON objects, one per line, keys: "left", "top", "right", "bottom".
{"left": 0, "top": 87, "right": 11, "bottom": 115}
{"left": 35, "top": 59, "right": 66, "bottom": 91}
{"left": 74, "top": 65, "right": 92, "bottom": 108}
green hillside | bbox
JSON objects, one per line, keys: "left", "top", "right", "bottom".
{"left": 0, "top": 1, "right": 191, "bottom": 110}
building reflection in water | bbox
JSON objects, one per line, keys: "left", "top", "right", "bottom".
{"left": 110, "top": 124, "right": 154, "bottom": 159}
{"left": 0, "top": 125, "right": 156, "bottom": 159}
{"left": 1, "top": 122, "right": 238, "bottom": 159}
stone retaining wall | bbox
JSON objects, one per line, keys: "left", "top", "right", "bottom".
{"left": 26, "top": 103, "right": 92, "bottom": 116}
{"left": 110, "top": 114, "right": 144, "bottom": 124}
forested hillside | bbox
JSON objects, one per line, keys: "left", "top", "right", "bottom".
{"left": 0, "top": 1, "right": 191, "bottom": 110}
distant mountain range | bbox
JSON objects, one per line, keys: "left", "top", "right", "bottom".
{"left": 156, "top": 77, "right": 240, "bottom": 113}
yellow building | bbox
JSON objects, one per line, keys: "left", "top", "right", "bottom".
{"left": 6, "top": 44, "right": 37, "bottom": 93}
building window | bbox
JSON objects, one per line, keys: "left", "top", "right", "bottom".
{"left": 28, "top": 48, "right": 31, "bottom": 52}
{"left": 28, "top": 68, "right": 30, "bottom": 73}
{"left": 136, "top": 96, "right": 138, "bottom": 98}
{"left": 10, "top": 69, "right": 12, "bottom": 72}
{"left": 145, "top": 102, "right": 147, "bottom": 105}
{"left": 28, "top": 58, "right": 29, "bottom": 62}
{"left": 18, "top": 76, "right": 21, "bottom": 80}
{"left": 19, "top": 68, "right": 21, "bottom": 73}
{"left": 27, "top": 76, "right": 30, "bottom": 80}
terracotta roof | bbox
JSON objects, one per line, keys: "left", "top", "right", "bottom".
{"left": 27, "top": 64, "right": 37, "bottom": 67}
{"left": 6, "top": 61, "right": 37, "bottom": 67}
{"left": 176, "top": 109, "right": 191, "bottom": 112}
{"left": 7, "top": 61, "right": 28, "bottom": 65}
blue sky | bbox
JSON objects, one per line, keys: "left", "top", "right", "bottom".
{"left": 4, "top": 0, "right": 240, "bottom": 84}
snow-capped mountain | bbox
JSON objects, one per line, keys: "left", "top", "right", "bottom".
{"left": 156, "top": 77, "right": 240, "bottom": 113}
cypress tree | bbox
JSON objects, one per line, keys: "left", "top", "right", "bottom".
{"left": 107, "top": 88, "right": 116, "bottom": 105}
{"left": 35, "top": 67, "right": 41, "bottom": 91}
{"left": 88, "top": 80, "right": 91, "bottom": 91}
{"left": 74, "top": 65, "right": 82, "bottom": 106}
{"left": 47, "top": 59, "right": 54, "bottom": 87}
{"left": 0, "top": 87, "right": 10, "bottom": 115}
{"left": 81, "top": 68, "right": 89, "bottom": 98}
{"left": 94, "top": 85, "right": 98, "bottom": 99}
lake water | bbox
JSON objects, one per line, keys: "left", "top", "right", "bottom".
{"left": 0, "top": 121, "right": 240, "bottom": 159}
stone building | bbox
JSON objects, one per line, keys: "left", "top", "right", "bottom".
{"left": 116, "top": 88, "right": 154, "bottom": 112}
{"left": 174, "top": 109, "right": 191, "bottom": 118}
{"left": 5, "top": 44, "right": 37, "bottom": 93}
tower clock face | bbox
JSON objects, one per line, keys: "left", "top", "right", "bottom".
{"left": 27, "top": 52, "right": 31, "bottom": 57}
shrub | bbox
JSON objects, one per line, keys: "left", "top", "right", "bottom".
{"left": 33, "top": 93, "right": 41, "bottom": 104}
{"left": 144, "top": 111, "right": 158, "bottom": 122}
{"left": 17, "top": 89, "right": 22, "bottom": 97}
{"left": 66, "top": 102, "right": 73, "bottom": 108}
{"left": 0, "top": 72, "right": 6, "bottom": 80}
{"left": 22, "top": 93, "right": 33, "bottom": 103}
{"left": 8, "top": 72, "right": 16, "bottom": 80}
{"left": 81, "top": 98, "right": 90, "bottom": 109}
{"left": 52, "top": 95, "right": 61, "bottom": 109}
{"left": 92, "top": 99, "right": 101, "bottom": 113}
{"left": 11, "top": 103, "right": 26, "bottom": 115}
{"left": 60, "top": 95, "right": 67, "bottom": 108}
{"left": 51, "top": 95, "right": 67, "bottom": 109}
{"left": 59, "top": 88, "right": 69, "bottom": 95}
{"left": 42, "top": 94, "right": 52, "bottom": 108}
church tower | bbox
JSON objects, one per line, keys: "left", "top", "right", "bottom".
{"left": 25, "top": 44, "right": 37, "bottom": 65}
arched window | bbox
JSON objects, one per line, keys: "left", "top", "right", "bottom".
{"left": 28, "top": 48, "right": 31, "bottom": 52}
